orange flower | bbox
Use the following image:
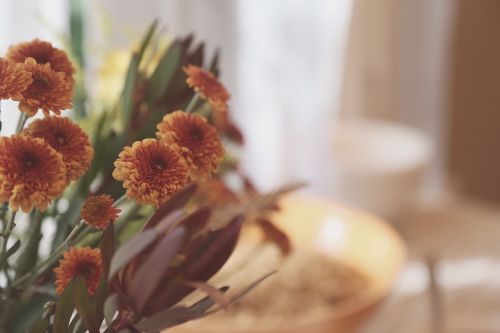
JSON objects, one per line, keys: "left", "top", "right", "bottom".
{"left": 0, "top": 135, "right": 66, "bottom": 212}
{"left": 113, "top": 138, "right": 189, "bottom": 206}
{"left": 184, "top": 65, "right": 230, "bottom": 113}
{"left": 18, "top": 59, "right": 73, "bottom": 117}
{"left": 24, "top": 116, "right": 94, "bottom": 182}
{"left": 80, "top": 195, "right": 120, "bottom": 229}
{"left": 7, "top": 39, "right": 75, "bottom": 84}
{"left": 157, "top": 111, "right": 225, "bottom": 180}
{"left": 0, "top": 58, "right": 32, "bottom": 100}
{"left": 54, "top": 247, "right": 102, "bottom": 295}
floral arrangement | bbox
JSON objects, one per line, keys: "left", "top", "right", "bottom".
{"left": 0, "top": 22, "right": 293, "bottom": 333}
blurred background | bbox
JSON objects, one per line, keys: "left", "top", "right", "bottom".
{"left": 2, "top": 0, "right": 500, "bottom": 331}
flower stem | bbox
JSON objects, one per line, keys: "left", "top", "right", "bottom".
{"left": 114, "top": 194, "right": 128, "bottom": 207}
{"left": 11, "top": 220, "right": 84, "bottom": 289}
{"left": 15, "top": 112, "right": 28, "bottom": 133}
{"left": 185, "top": 93, "right": 200, "bottom": 113}
{"left": 0, "top": 211, "right": 16, "bottom": 280}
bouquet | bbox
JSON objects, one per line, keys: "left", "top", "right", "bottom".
{"left": 0, "top": 22, "right": 293, "bottom": 333}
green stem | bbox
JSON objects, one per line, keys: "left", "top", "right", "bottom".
{"left": 114, "top": 194, "right": 127, "bottom": 207}
{"left": 0, "top": 211, "right": 16, "bottom": 281}
{"left": 185, "top": 93, "right": 200, "bottom": 113}
{"left": 15, "top": 112, "right": 28, "bottom": 133}
{"left": 11, "top": 221, "right": 84, "bottom": 289}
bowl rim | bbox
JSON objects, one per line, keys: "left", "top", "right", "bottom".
{"left": 178, "top": 194, "right": 408, "bottom": 333}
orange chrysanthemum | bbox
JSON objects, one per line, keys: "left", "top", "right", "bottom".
{"left": 184, "top": 65, "right": 230, "bottom": 113}
{"left": 0, "top": 58, "right": 33, "bottom": 101}
{"left": 112, "top": 138, "right": 189, "bottom": 206}
{"left": 18, "top": 59, "right": 73, "bottom": 117}
{"left": 0, "top": 135, "right": 66, "bottom": 212}
{"left": 7, "top": 39, "right": 75, "bottom": 84}
{"left": 24, "top": 116, "right": 94, "bottom": 182}
{"left": 156, "top": 111, "right": 225, "bottom": 180}
{"left": 80, "top": 195, "right": 120, "bottom": 229}
{"left": 54, "top": 247, "right": 102, "bottom": 295}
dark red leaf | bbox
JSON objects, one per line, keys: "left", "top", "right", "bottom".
{"left": 128, "top": 227, "right": 186, "bottom": 313}
{"left": 143, "top": 184, "right": 197, "bottom": 230}
{"left": 109, "top": 228, "right": 158, "bottom": 280}
{"left": 257, "top": 219, "right": 292, "bottom": 255}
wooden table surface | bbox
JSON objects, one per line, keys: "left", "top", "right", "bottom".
{"left": 360, "top": 193, "right": 500, "bottom": 333}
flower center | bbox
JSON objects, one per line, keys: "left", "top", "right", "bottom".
{"left": 33, "top": 76, "right": 50, "bottom": 89}
{"left": 190, "top": 126, "right": 204, "bottom": 141}
{"left": 76, "top": 263, "right": 94, "bottom": 279}
{"left": 152, "top": 157, "right": 167, "bottom": 171}
{"left": 21, "top": 152, "right": 39, "bottom": 170}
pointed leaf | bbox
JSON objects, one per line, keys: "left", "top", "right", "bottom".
{"left": 29, "top": 316, "right": 50, "bottom": 333}
{"left": 184, "top": 215, "right": 243, "bottom": 281}
{"left": 53, "top": 280, "right": 76, "bottom": 333}
{"left": 179, "top": 207, "right": 211, "bottom": 238}
{"left": 153, "top": 209, "right": 184, "bottom": 234}
{"left": 100, "top": 222, "right": 115, "bottom": 277}
{"left": 257, "top": 219, "right": 292, "bottom": 255}
{"left": 133, "top": 287, "right": 229, "bottom": 332}
{"left": 146, "top": 41, "right": 182, "bottom": 104}
{"left": 204, "top": 272, "right": 276, "bottom": 316}
{"left": 137, "top": 20, "right": 158, "bottom": 60}
{"left": 15, "top": 214, "right": 42, "bottom": 279}
{"left": 109, "top": 228, "right": 158, "bottom": 280}
{"left": 209, "top": 49, "right": 220, "bottom": 77}
{"left": 121, "top": 54, "right": 139, "bottom": 131}
{"left": 148, "top": 216, "right": 242, "bottom": 311}
{"left": 184, "top": 281, "right": 229, "bottom": 309}
{"left": 73, "top": 278, "right": 100, "bottom": 333}
{"left": 6, "top": 239, "right": 20, "bottom": 258}
{"left": 103, "top": 294, "right": 119, "bottom": 327}
{"left": 143, "top": 184, "right": 197, "bottom": 230}
{"left": 188, "top": 286, "right": 230, "bottom": 314}
{"left": 189, "top": 42, "right": 205, "bottom": 67}
{"left": 129, "top": 227, "right": 186, "bottom": 313}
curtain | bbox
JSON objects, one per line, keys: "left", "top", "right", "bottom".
{"left": 341, "top": 0, "right": 457, "bottom": 195}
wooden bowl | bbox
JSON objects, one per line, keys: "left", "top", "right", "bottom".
{"left": 171, "top": 194, "right": 407, "bottom": 333}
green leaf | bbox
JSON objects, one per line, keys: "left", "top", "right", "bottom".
{"left": 137, "top": 20, "right": 158, "bottom": 61}
{"left": 83, "top": 111, "right": 109, "bottom": 189}
{"left": 73, "top": 278, "right": 100, "bottom": 333}
{"left": 28, "top": 316, "right": 50, "bottom": 333}
{"left": 92, "top": 276, "right": 108, "bottom": 329}
{"left": 103, "top": 294, "right": 119, "bottom": 327}
{"left": 108, "top": 228, "right": 158, "bottom": 280}
{"left": 146, "top": 41, "right": 182, "bottom": 104}
{"left": 121, "top": 54, "right": 139, "bottom": 132}
{"left": 15, "top": 213, "right": 43, "bottom": 279}
{"left": 53, "top": 279, "right": 76, "bottom": 333}
{"left": 6, "top": 239, "right": 21, "bottom": 258}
